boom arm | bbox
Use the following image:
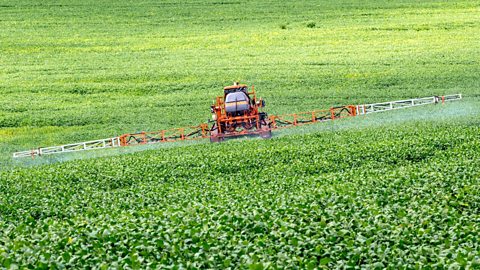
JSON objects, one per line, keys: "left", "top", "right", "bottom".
{"left": 12, "top": 94, "right": 462, "bottom": 158}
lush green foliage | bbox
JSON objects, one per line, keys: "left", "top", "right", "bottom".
{"left": 1, "top": 0, "right": 479, "bottom": 268}
{"left": 1, "top": 118, "right": 479, "bottom": 268}
{"left": 1, "top": 0, "right": 480, "bottom": 166}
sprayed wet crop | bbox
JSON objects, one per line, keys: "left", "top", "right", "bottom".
{"left": 1, "top": 120, "right": 479, "bottom": 268}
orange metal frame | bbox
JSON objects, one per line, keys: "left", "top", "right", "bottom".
{"left": 117, "top": 84, "right": 358, "bottom": 147}
{"left": 119, "top": 124, "right": 209, "bottom": 146}
{"left": 118, "top": 105, "right": 356, "bottom": 146}
{"left": 269, "top": 105, "right": 356, "bottom": 129}
{"left": 211, "top": 85, "right": 264, "bottom": 135}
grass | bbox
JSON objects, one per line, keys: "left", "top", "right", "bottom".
{"left": 0, "top": 0, "right": 479, "bottom": 268}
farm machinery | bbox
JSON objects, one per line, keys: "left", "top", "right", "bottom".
{"left": 12, "top": 83, "right": 462, "bottom": 158}
{"left": 210, "top": 83, "right": 271, "bottom": 142}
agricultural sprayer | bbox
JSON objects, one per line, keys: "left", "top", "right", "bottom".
{"left": 13, "top": 83, "right": 462, "bottom": 158}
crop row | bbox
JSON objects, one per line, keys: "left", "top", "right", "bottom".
{"left": 1, "top": 119, "right": 479, "bottom": 268}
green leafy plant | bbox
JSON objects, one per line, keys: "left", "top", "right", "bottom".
{"left": 1, "top": 119, "right": 479, "bottom": 268}
{"left": 306, "top": 21, "right": 316, "bottom": 28}
{"left": 0, "top": 0, "right": 479, "bottom": 268}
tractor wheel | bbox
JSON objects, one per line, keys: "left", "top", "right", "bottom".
{"left": 260, "top": 124, "right": 272, "bottom": 139}
{"left": 210, "top": 135, "right": 224, "bottom": 143}
{"left": 210, "top": 128, "right": 224, "bottom": 143}
{"left": 260, "top": 130, "right": 272, "bottom": 139}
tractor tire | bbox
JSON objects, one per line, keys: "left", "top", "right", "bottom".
{"left": 210, "top": 136, "right": 224, "bottom": 143}
{"left": 260, "top": 124, "right": 272, "bottom": 139}
{"left": 260, "top": 130, "right": 272, "bottom": 139}
{"left": 210, "top": 128, "right": 224, "bottom": 143}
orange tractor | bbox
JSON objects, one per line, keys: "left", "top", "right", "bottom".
{"left": 209, "top": 82, "right": 271, "bottom": 142}
{"left": 12, "top": 79, "right": 463, "bottom": 158}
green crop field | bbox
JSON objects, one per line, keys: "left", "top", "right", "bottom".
{"left": 1, "top": 0, "right": 479, "bottom": 268}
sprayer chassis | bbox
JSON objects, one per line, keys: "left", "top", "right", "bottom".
{"left": 209, "top": 85, "right": 271, "bottom": 142}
